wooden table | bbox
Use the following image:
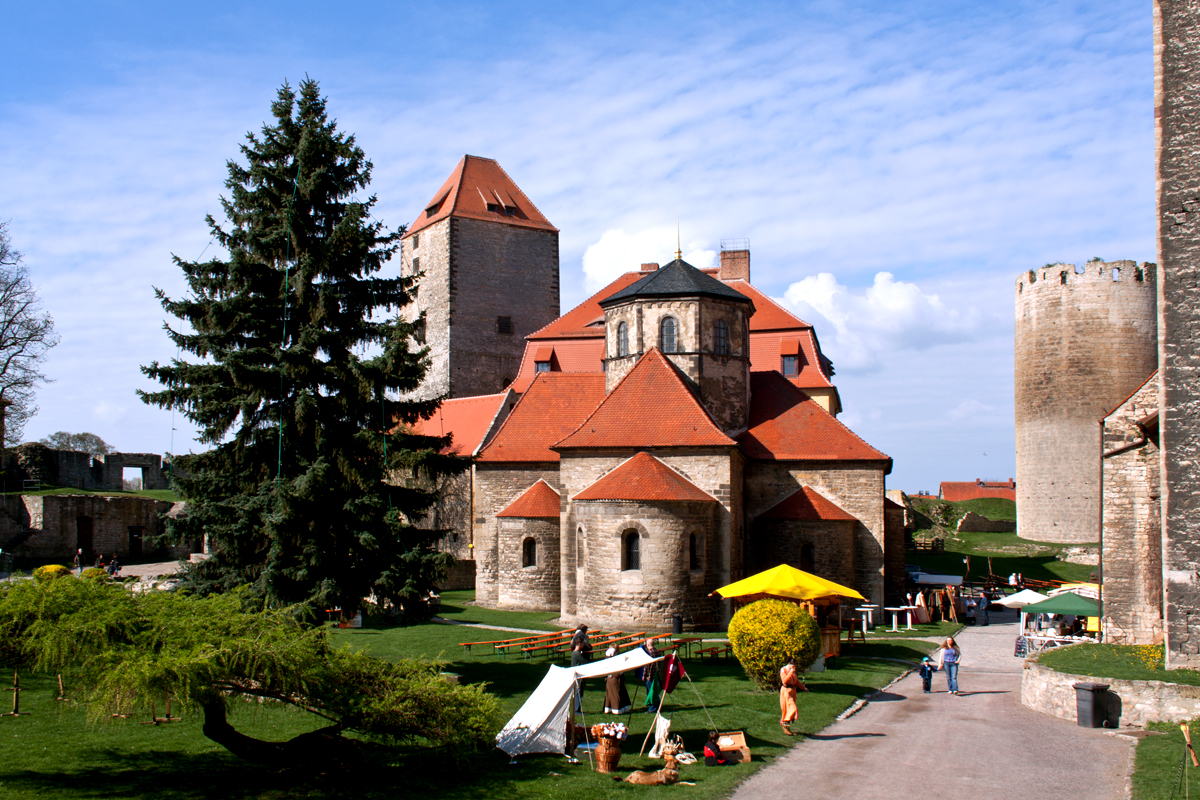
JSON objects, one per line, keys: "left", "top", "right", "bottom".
{"left": 672, "top": 637, "right": 702, "bottom": 658}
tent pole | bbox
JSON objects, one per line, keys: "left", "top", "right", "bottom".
{"left": 639, "top": 698, "right": 665, "bottom": 757}
{"left": 575, "top": 677, "right": 595, "bottom": 771}
{"left": 625, "top": 680, "right": 642, "bottom": 727}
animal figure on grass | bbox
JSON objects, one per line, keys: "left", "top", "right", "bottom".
{"left": 618, "top": 743, "right": 681, "bottom": 785}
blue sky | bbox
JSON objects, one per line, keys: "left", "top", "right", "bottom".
{"left": 0, "top": 1, "right": 1154, "bottom": 491}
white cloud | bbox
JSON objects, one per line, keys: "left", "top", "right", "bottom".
{"left": 581, "top": 228, "right": 715, "bottom": 292}
{"left": 949, "top": 399, "right": 997, "bottom": 421}
{"left": 779, "top": 272, "right": 1001, "bottom": 372}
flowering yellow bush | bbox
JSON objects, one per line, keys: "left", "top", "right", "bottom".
{"left": 33, "top": 564, "right": 71, "bottom": 583}
{"left": 80, "top": 567, "right": 109, "bottom": 581}
{"left": 728, "top": 599, "right": 821, "bottom": 690}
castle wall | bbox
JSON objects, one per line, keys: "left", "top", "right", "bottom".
{"left": 0, "top": 494, "right": 182, "bottom": 562}
{"left": 471, "top": 463, "right": 560, "bottom": 605}
{"left": 1155, "top": 0, "right": 1200, "bottom": 669}
{"left": 743, "top": 461, "right": 886, "bottom": 606}
{"left": 496, "top": 516, "right": 560, "bottom": 610}
{"left": 884, "top": 504, "right": 907, "bottom": 605}
{"left": 1014, "top": 260, "right": 1157, "bottom": 544}
{"left": 401, "top": 218, "right": 453, "bottom": 400}
{"left": 1102, "top": 377, "right": 1162, "bottom": 645}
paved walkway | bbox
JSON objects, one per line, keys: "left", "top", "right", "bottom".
{"left": 732, "top": 608, "right": 1133, "bottom": 800}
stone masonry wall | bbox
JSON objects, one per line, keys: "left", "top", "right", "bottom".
{"left": 884, "top": 504, "right": 906, "bottom": 605}
{"left": 1014, "top": 260, "right": 1157, "bottom": 544}
{"left": 1156, "top": 0, "right": 1200, "bottom": 670}
{"left": 1022, "top": 659, "right": 1200, "bottom": 727}
{"left": 567, "top": 498, "right": 721, "bottom": 629}
{"left": 1102, "top": 377, "right": 1162, "bottom": 645}
{"left": 750, "top": 518, "right": 855, "bottom": 588}
{"left": 472, "top": 463, "right": 561, "bottom": 605}
{"left": 559, "top": 449, "right": 738, "bottom": 627}
{"left": 400, "top": 218, "right": 452, "bottom": 400}
{"left": 497, "top": 517, "right": 561, "bottom": 610}
{"left": 0, "top": 494, "right": 178, "bottom": 562}
{"left": 743, "top": 461, "right": 886, "bottom": 606}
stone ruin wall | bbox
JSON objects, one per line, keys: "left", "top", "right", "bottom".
{"left": 1102, "top": 376, "right": 1162, "bottom": 645}
{"left": 1014, "top": 260, "right": 1157, "bottom": 544}
{"left": 1156, "top": 0, "right": 1200, "bottom": 669}
{"left": 0, "top": 494, "right": 195, "bottom": 562}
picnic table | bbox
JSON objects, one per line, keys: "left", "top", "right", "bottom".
{"left": 459, "top": 630, "right": 572, "bottom": 656}
{"left": 672, "top": 637, "right": 702, "bottom": 658}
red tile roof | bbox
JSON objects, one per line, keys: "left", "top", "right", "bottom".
{"left": 555, "top": 349, "right": 736, "bottom": 450}
{"left": 496, "top": 480, "right": 561, "bottom": 518}
{"left": 939, "top": 481, "right": 1016, "bottom": 502}
{"left": 738, "top": 372, "right": 890, "bottom": 464}
{"left": 476, "top": 373, "right": 606, "bottom": 462}
{"left": 403, "top": 155, "right": 557, "bottom": 238}
{"left": 511, "top": 271, "right": 833, "bottom": 393}
{"left": 527, "top": 272, "right": 646, "bottom": 340}
{"left": 412, "top": 391, "right": 513, "bottom": 456}
{"left": 759, "top": 486, "right": 857, "bottom": 521}
{"left": 573, "top": 452, "right": 715, "bottom": 502}
{"left": 723, "top": 280, "right": 811, "bottom": 330}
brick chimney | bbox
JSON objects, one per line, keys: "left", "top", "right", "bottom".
{"left": 641, "top": 262, "right": 659, "bottom": 271}
{"left": 719, "top": 239, "right": 750, "bottom": 282}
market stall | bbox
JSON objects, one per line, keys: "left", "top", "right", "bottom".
{"left": 712, "top": 564, "right": 865, "bottom": 657}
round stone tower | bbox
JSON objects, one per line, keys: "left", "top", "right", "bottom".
{"left": 1014, "top": 260, "right": 1157, "bottom": 543}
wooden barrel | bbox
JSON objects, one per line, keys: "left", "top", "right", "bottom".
{"left": 595, "top": 736, "right": 622, "bottom": 773}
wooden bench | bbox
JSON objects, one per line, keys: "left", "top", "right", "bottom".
{"left": 460, "top": 629, "right": 571, "bottom": 656}
{"left": 913, "top": 538, "right": 945, "bottom": 553}
{"left": 842, "top": 618, "right": 865, "bottom": 647}
{"left": 694, "top": 643, "right": 732, "bottom": 659}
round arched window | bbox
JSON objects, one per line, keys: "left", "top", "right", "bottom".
{"left": 622, "top": 530, "right": 641, "bottom": 571}
{"left": 660, "top": 317, "right": 677, "bottom": 353}
{"left": 617, "top": 321, "right": 629, "bottom": 357}
{"left": 523, "top": 537, "right": 537, "bottom": 568}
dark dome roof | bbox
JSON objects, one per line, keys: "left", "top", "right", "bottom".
{"left": 599, "top": 259, "right": 753, "bottom": 307}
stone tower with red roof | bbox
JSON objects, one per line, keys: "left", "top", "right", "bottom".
{"left": 400, "top": 156, "right": 560, "bottom": 399}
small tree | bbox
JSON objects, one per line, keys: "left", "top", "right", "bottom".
{"left": 140, "top": 79, "right": 462, "bottom": 618}
{"left": 727, "top": 599, "right": 821, "bottom": 690}
{"left": 0, "top": 221, "right": 59, "bottom": 447}
{"left": 0, "top": 577, "right": 501, "bottom": 765}
{"left": 38, "top": 431, "right": 112, "bottom": 457}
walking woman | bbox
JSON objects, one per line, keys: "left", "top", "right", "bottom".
{"left": 936, "top": 637, "right": 962, "bottom": 695}
{"left": 778, "top": 656, "right": 808, "bottom": 735}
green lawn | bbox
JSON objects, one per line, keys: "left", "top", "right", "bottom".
{"left": 865, "top": 619, "right": 962, "bottom": 640}
{"left": 437, "top": 590, "right": 563, "bottom": 632}
{"left": 0, "top": 612, "right": 935, "bottom": 800}
{"left": 1133, "top": 720, "right": 1200, "bottom": 800}
{"left": 0, "top": 485, "right": 179, "bottom": 501}
{"left": 1038, "top": 644, "right": 1200, "bottom": 687}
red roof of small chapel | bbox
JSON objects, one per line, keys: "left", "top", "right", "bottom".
{"left": 573, "top": 452, "right": 715, "bottom": 502}
{"left": 496, "top": 480, "right": 562, "bottom": 518}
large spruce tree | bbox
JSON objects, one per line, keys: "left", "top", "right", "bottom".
{"left": 141, "top": 79, "right": 460, "bottom": 619}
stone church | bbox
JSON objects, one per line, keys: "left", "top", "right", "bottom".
{"left": 406, "top": 156, "right": 901, "bottom": 629}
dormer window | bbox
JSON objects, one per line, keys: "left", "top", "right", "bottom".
{"left": 780, "top": 337, "right": 801, "bottom": 376}
{"left": 486, "top": 202, "right": 502, "bottom": 213}
{"left": 617, "top": 322, "right": 629, "bottom": 357}
{"left": 660, "top": 316, "right": 678, "bottom": 353}
{"left": 782, "top": 355, "right": 798, "bottom": 375}
{"left": 534, "top": 345, "right": 554, "bottom": 373}
{"left": 713, "top": 319, "right": 729, "bottom": 355}
{"left": 535, "top": 362, "right": 551, "bottom": 373}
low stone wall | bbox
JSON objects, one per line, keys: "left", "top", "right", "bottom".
{"left": 956, "top": 511, "right": 1016, "bottom": 533}
{"left": 1021, "top": 658, "right": 1200, "bottom": 727}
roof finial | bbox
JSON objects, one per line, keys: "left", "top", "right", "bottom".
{"left": 675, "top": 220, "right": 682, "bottom": 261}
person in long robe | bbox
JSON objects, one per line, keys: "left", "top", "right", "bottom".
{"left": 603, "top": 647, "right": 631, "bottom": 714}
{"left": 637, "top": 639, "right": 663, "bottom": 712}
{"left": 778, "top": 657, "right": 807, "bottom": 735}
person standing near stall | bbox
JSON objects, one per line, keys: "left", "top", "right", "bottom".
{"left": 936, "top": 637, "right": 962, "bottom": 695}
{"left": 637, "top": 638, "right": 663, "bottom": 712}
{"left": 570, "top": 624, "right": 592, "bottom": 712}
{"left": 778, "top": 656, "right": 808, "bottom": 735}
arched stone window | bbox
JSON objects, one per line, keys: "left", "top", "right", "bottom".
{"left": 622, "top": 529, "right": 641, "bottom": 571}
{"left": 617, "top": 322, "right": 629, "bottom": 357}
{"left": 522, "top": 537, "right": 537, "bottom": 568}
{"left": 800, "top": 542, "right": 815, "bottom": 573}
{"left": 689, "top": 533, "right": 700, "bottom": 571}
{"left": 578, "top": 526, "right": 586, "bottom": 568}
{"left": 713, "top": 319, "right": 729, "bottom": 355}
{"left": 659, "top": 316, "right": 677, "bottom": 353}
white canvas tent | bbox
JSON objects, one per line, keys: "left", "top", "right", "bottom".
{"left": 997, "top": 589, "right": 1049, "bottom": 608}
{"left": 496, "top": 647, "right": 662, "bottom": 757}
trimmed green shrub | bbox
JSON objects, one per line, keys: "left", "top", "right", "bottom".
{"left": 728, "top": 599, "right": 821, "bottom": 690}
{"left": 33, "top": 564, "right": 71, "bottom": 583}
{"left": 80, "top": 567, "right": 109, "bottom": 581}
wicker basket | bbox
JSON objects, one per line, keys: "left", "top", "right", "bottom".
{"left": 595, "top": 735, "right": 622, "bottom": 773}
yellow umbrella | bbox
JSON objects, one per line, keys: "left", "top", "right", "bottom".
{"left": 713, "top": 564, "right": 865, "bottom": 602}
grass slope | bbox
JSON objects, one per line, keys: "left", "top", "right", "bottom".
{"left": 1133, "top": 720, "right": 1200, "bottom": 800}
{"left": 0, "top": 610, "right": 935, "bottom": 800}
{"left": 1038, "top": 644, "right": 1200, "bottom": 687}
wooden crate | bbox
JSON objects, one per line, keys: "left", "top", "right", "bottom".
{"left": 716, "top": 731, "right": 750, "bottom": 763}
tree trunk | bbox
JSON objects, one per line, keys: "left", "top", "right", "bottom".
{"left": 201, "top": 698, "right": 362, "bottom": 769}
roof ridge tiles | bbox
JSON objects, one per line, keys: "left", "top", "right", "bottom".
{"left": 495, "top": 479, "right": 562, "bottom": 518}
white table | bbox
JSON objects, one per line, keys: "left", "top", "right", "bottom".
{"left": 902, "top": 605, "right": 917, "bottom": 630}
{"left": 856, "top": 605, "right": 878, "bottom": 633}
{"left": 884, "top": 606, "right": 907, "bottom": 632}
